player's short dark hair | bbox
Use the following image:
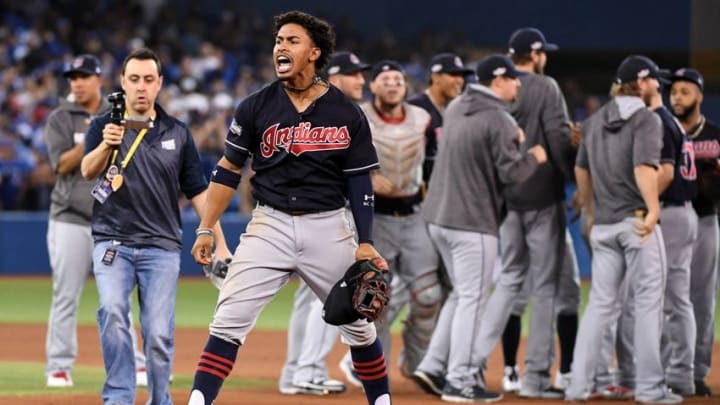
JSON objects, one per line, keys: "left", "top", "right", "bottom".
{"left": 273, "top": 10, "right": 335, "bottom": 71}
{"left": 509, "top": 52, "right": 533, "bottom": 65}
{"left": 121, "top": 48, "right": 162, "bottom": 77}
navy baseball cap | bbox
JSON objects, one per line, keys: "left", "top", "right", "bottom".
{"left": 508, "top": 28, "right": 558, "bottom": 55}
{"left": 476, "top": 55, "right": 526, "bottom": 82}
{"left": 671, "top": 68, "right": 704, "bottom": 91}
{"left": 371, "top": 60, "right": 405, "bottom": 81}
{"left": 63, "top": 54, "right": 102, "bottom": 77}
{"left": 428, "top": 53, "right": 474, "bottom": 75}
{"left": 615, "top": 55, "right": 671, "bottom": 84}
{"left": 326, "top": 52, "right": 371, "bottom": 75}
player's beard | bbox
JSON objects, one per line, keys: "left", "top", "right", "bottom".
{"left": 672, "top": 101, "right": 697, "bottom": 122}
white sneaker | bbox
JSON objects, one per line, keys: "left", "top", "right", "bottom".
{"left": 136, "top": 367, "right": 148, "bottom": 387}
{"left": 502, "top": 365, "right": 521, "bottom": 392}
{"left": 339, "top": 357, "right": 362, "bottom": 388}
{"left": 554, "top": 371, "right": 571, "bottom": 391}
{"left": 47, "top": 371, "right": 73, "bottom": 387}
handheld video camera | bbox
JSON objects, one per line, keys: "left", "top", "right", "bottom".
{"left": 107, "top": 91, "right": 125, "bottom": 125}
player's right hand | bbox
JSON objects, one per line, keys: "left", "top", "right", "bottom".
{"left": 528, "top": 145, "right": 547, "bottom": 164}
{"left": 191, "top": 234, "right": 214, "bottom": 266}
{"left": 633, "top": 211, "right": 659, "bottom": 243}
{"left": 102, "top": 123, "right": 124, "bottom": 148}
{"left": 570, "top": 121, "right": 582, "bottom": 148}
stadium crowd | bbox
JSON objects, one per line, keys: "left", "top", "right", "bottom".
{"left": 0, "top": 1, "right": 602, "bottom": 211}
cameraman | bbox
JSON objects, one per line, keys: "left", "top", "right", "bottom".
{"left": 43, "top": 54, "right": 147, "bottom": 388}
{"left": 81, "top": 48, "right": 232, "bottom": 405}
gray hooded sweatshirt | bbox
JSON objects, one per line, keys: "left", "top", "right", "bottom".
{"left": 576, "top": 96, "right": 663, "bottom": 225}
{"left": 423, "top": 84, "right": 539, "bottom": 236}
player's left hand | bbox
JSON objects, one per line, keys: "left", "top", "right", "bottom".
{"left": 355, "top": 243, "right": 387, "bottom": 269}
{"left": 570, "top": 121, "right": 582, "bottom": 148}
{"left": 191, "top": 234, "right": 214, "bottom": 266}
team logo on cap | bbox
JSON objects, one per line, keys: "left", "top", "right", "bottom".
{"left": 73, "top": 57, "right": 84, "bottom": 68}
{"left": 431, "top": 64, "right": 443, "bottom": 73}
{"left": 637, "top": 69, "right": 650, "bottom": 78}
{"left": 493, "top": 67, "right": 507, "bottom": 76}
{"left": 675, "top": 68, "right": 685, "bottom": 76}
{"left": 350, "top": 53, "right": 360, "bottom": 64}
{"left": 530, "top": 41, "right": 543, "bottom": 50}
{"left": 381, "top": 65, "right": 391, "bottom": 71}
{"left": 328, "top": 66, "right": 340, "bottom": 75}
{"left": 454, "top": 56, "right": 463, "bottom": 67}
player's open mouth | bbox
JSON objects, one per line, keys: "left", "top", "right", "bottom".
{"left": 276, "top": 55, "right": 292, "bottom": 74}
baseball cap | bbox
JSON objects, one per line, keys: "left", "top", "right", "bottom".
{"left": 615, "top": 55, "right": 671, "bottom": 84}
{"left": 508, "top": 28, "right": 558, "bottom": 55}
{"left": 476, "top": 55, "right": 526, "bottom": 82}
{"left": 370, "top": 60, "right": 405, "bottom": 81}
{"left": 671, "top": 68, "right": 704, "bottom": 91}
{"left": 63, "top": 54, "right": 102, "bottom": 77}
{"left": 326, "top": 52, "right": 371, "bottom": 75}
{"left": 428, "top": 53, "right": 474, "bottom": 75}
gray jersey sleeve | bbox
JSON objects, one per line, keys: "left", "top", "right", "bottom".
{"left": 540, "top": 77, "right": 574, "bottom": 180}
{"left": 43, "top": 110, "right": 72, "bottom": 171}
{"left": 492, "top": 111, "right": 539, "bottom": 184}
{"left": 633, "top": 111, "right": 663, "bottom": 168}
{"left": 575, "top": 120, "right": 590, "bottom": 169}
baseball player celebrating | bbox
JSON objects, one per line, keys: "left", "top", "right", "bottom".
{"left": 187, "top": 11, "right": 391, "bottom": 405}
{"left": 415, "top": 55, "right": 546, "bottom": 402}
{"left": 278, "top": 50, "right": 371, "bottom": 396}
{"left": 565, "top": 55, "right": 681, "bottom": 405}
{"left": 361, "top": 60, "right": 441, "bottom": 376}
{"left": 652, "top": 61, "right": 699, "bottom": 397}
{"left": 670, "top": 68, "right": 720, "bottom": 397}
{"left": 475, "top": 28, "right": 576, "bottom": 398}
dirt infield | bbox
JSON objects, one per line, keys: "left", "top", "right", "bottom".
{"left": 0, "top": 324, "right": 717, "bottom": 404}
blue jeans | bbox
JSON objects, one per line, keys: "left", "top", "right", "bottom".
{"left": 93, "top": 241, "right": 179, "bottom": 405}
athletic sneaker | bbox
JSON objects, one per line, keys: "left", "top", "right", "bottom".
{"left": 502, "top": 365, "right": 521, "bottom": 392}
{"left": 412, "top": 369, "right": 445, "bottom": 397}
{"left": 636, "top": 388, "right": 683, "bottom": 404}
{"left": 599, "top": 384, "right": 634, "bottom": 399}
{"left": 694, "top": 379, "right": 712, "bottom": 397}
{"left": 136, "top": 367, "right": 148, "bottom": 387}
{"left": 338, "top": 358, "right": 362, "bottom": 388}
{"left": 518, "top": 385, "right": 565, "bottom": 399}
{"left": 292, "top": 379, "right": 347, "bottom": 395}
{"left": 554, "top": 371, "right": 571, "bottom": 391}
{"left": 441, "top": 383, "right": 503, "bottom": 403}
{"left": 46, "top": 371, "right": 73, "bottom": 387}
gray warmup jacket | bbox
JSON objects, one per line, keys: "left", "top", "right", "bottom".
{"left": 506, "top": 73, "right": 574, "bottom": 211}
{"left": 576, "top": 96, "right": 663, "bottom": 225}
{"left": 423, "top": 84, "right": 539, "bottom": 236}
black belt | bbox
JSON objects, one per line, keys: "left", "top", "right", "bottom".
{"left": 257, "top": 201, "right": 324, "bottom": 216}
{"left": 374, "top": 193, "right": 422, "bottom": 217}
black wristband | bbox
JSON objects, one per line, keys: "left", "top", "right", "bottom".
{"left": 210, "top": 165, "right": 241, "bottom": 189}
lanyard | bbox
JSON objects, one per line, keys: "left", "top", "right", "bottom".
{"left": 110, "top": 127, "right": 148, "bottom": 170}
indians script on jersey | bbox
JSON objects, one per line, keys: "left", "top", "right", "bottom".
{"left": 260, "top": 122, "right": 351, "bottom": 158}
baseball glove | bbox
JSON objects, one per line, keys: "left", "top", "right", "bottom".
{"left": 323, "top": 257, "right": 391, "bottom": 325}
{"left": 203, "top": 256, "right": 231, "bottom": 289}
{"left": 350, "top": 258, "right": 390, "bottom": 322}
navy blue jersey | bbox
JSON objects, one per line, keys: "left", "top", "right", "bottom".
{"left": 691, "top": 118, "right": 720, "bottom": 216}
{"left": 407, "top": 92, "right": 441, "bottom": 181}
{"left": 224, "top": 80, "right": 379, "bottom": 212}
{"left": 656, "top": 106, "right": 697, "bottom": 203}
{"left": 85, "top": 105, "right": 207, "bottom": 251}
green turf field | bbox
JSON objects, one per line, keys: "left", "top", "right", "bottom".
{"left": 0, "top": 277, "right": 718, "bottom": 397}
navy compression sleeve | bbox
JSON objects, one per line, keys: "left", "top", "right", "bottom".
{"left": 347, "top": 173, "right": 374, "bottom": 244}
